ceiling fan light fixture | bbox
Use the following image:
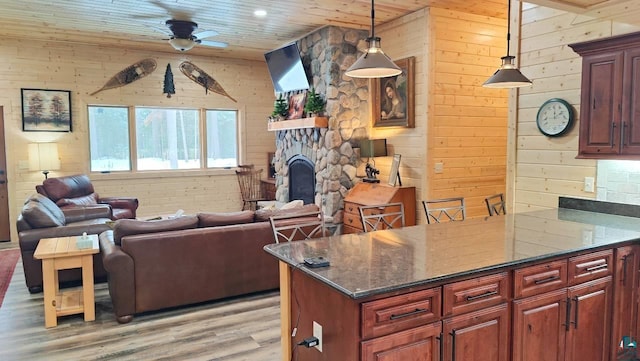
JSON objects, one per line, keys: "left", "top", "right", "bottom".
{"left": 482, "top": 0, "right": 532, "bottom": 89}
{"left": 345, "top": 0, "right": 401, "bottom": 79}
{"left": 169, "top": 37, "right": 196, "bottom": 52}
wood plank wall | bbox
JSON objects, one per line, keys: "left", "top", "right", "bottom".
{"left": 0, "top": 39, "right": 276, "bottom": 241}
{"left": 429, "top": 7, "right": 508, "bottom": 218}
{"left": 514, "top": 2, "right": 640, "bottom": 212}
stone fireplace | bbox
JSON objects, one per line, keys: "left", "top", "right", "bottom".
{"left": 272, "top": 26, "right": 370, "bottom": 230}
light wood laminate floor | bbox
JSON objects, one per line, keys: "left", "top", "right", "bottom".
{"left": 0, "top": 258, "right": 282, "bottom": 361}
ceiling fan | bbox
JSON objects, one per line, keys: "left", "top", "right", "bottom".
{"left": 162, "top": 19, "right": 228, "bottom": 52}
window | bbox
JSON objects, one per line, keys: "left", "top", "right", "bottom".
{"left": 88, "top": 106, "right": 238, "bottom": 172}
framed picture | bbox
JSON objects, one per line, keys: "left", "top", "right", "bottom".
{"left": 388, "top": 154, "right": 402, "bottom": 186}
{"left": 372, "top": 57, "right": 415, "bottom": 128}
{"left": 21, "top": 88, "right": 72, "bottom": 132}
{"left": 287, "top": 92, "right": 306, "bottom": 120}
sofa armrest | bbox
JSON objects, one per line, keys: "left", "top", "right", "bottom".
{"left": 99, "top": 197, "right": 138, "bottom": 218}
{"left": 62, "top": 205, "right": 113, "bottom": 223}
{"left": 99, "top": 230, "right": 135, "bottom": 323}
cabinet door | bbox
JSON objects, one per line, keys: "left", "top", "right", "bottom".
{"left": 621, "top": 48, "right": 640, "bottom": 154}
{"left": 566, "top": 276, "right": 612, "bottom": 361}
{"left": 612, "top": 246, "right": 639, "bottom": 361}
{"left": 578, "top": 52, "right": 623, "bottom": 156}
{"left": 361, "top": 322, "right": 441, "bottom": 361}
{"left": 512, "top": 288, "right": 567, "bottom": 361}
{"left": 442, "top": 303, "right": 509, "bottom": 361}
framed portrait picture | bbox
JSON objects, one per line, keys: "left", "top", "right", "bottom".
{"left": 287, "top": 92, "right": 306, "bottom": 120}
{"left": 372, "top": 57, "right": 415, "bottom": 128}
{"left": 21, "top": 88, "right": 72, "bottom": 132}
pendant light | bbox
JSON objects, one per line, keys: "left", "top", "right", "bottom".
{"left": 483, "top": 0, "right": 532, "bottom": 88}
{"left": 345, "top": 0, "right": 401, "bottom": 78}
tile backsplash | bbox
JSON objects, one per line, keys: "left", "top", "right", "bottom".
{"left": 597, "top": 160, "right": 640, "bottom": 205}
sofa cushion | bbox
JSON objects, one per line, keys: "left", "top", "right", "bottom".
{"left": 56, "top": 192, "right": 99, "bottom": 207}
{"left": 197, "top": 211, "right": 255, "bottom": 228}
{"left": 254, "top": 203, "right": 320, "bottom": 222}
{"left": 112, "top": 215, "right": 199, "bottom": 245}
{"left": 41, "top": 174, "right": 95, "bottom": 202}
{"left": 21, "top": 194, "right": 66, "bottom": 228}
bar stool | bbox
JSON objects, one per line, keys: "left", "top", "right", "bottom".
{"left": 422, "top": 197, "right": 466, "bottom": 224}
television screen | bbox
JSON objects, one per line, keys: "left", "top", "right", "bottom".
{"left": 264, "top": 43, "right": 310, "bottom": 93}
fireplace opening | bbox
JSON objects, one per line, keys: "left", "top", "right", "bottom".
{"left": 288, "top": 155, "right": 315, "bottom": 205}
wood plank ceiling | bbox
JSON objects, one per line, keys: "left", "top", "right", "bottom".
{"left": 0, "top": 0, "right": 636, "bottom": 60}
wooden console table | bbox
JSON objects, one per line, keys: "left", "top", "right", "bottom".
{"left": 34, "top": 235, "right": 99, "bottom": 328}
{"left": 343, "top": 182, "right": 416, "bottom": 233}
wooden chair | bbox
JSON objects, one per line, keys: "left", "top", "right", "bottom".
{"left": 235, "top": 168, "right": 269, "bottom": 211}
{"left": 422, "top": 197, "right": 466, "bottom": 224}
{"left": 269, "top": 210, "right": 325, "bottom": 243}
{"left": 485, "top": 193, "right": 506, "bottom": 216}
{"left": 358, "top": 203, "right": 405, "bottom": 232}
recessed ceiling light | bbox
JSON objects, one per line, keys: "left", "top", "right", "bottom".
{"left": 254, "top": 9, "right": 267, "bottom": 18}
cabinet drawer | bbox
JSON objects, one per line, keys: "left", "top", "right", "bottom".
{"left": 342, "top": 224, "right": 361, "bottom": 234}
{"left": 344, "top": 212, "right": 363, "bottom": 231}
{"left": 443, "top": 272, "right": 509, "bottom": 317}
{"left": 362, "top": 288, "right": 441, "bottom": 340}
{"left": 568, "top": 249, "right": 613, "bottom": 285}
{"left": 344, "top": 202, "right": 360, "bottom": 215}
{"left": 514, "top": 260, "right": 567, "bottom": 299}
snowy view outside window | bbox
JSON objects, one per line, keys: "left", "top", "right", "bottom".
{"left": 88, "top": 106, "right": 237, "bottom": 172}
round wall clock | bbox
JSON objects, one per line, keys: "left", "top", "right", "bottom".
{"left": 536, "top": 98, "right": 575, "bottom": 137}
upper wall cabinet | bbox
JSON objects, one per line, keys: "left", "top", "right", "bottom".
{"left": 570, "top": 32, "right": 640, "bottom": 159}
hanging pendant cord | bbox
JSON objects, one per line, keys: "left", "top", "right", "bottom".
{"left": 506, "top": 0, "right": 511, "bottom": 56}
{"left": 370, "top": 0, "right": 375, "bottom": 38}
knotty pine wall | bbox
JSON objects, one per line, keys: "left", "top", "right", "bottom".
{"left": 376, "top": 7, "right": 509, "bottom": 220}
{"left": 514, "top": 3, "right": 640, "bottom": 212}
{"left": 0, "top": 39, "right": 275, "bottom": 241}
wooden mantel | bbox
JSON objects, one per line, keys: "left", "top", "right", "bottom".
{"left": 267, "top": 116, "right": 328, "bottom": 131}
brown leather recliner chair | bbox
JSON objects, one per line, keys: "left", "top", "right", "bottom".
{"left": 36, "top": 174, "right": 138, "bottom": 220}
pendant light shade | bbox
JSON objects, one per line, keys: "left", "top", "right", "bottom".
{"left": 483, "top": 0, "right": 532, "bottom": 88}
{"left": 345, "top": 0, "right": 401, "bottom": 78}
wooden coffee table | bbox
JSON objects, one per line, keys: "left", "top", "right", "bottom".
{"left": 33, "top": 235, "right": 99, "bottom": 328}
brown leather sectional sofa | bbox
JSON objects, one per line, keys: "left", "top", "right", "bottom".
{"left": 99, "top": 204, "right": 319, "bottom": 323}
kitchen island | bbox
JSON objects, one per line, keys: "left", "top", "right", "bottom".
{"left": 264, "top": 208, "right": 640, "bottom": 361}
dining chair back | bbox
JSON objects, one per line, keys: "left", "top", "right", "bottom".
{"left": 235, "top": 168, "right": 269, "bottom": 211}
{"left": 358, "top": 203, "right": 405, "bottom": 232}
{"left": 485, "top": 193, "right": 506, "bottom": 216}
{"left": 269, "top": 210, "right": 325, "bottom": 243}
{"left": 422, "top": 197, "right": 466, "bottom": 224}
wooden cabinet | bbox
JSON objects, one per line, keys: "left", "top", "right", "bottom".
{"left": 613, "top": 246, "right": 639, "bottom": 361}
{"left": 361, "top": 322, "right": 442, "bottom": 361}
{"left": 343, "top": 182, "right": 416, "bottom": 234}
{"left": 570, "top": 31, "right": 640, "bottom": 159}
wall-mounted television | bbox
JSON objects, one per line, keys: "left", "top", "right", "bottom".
{"left": 264, "top": 43, "right": 310, "bottom": 93}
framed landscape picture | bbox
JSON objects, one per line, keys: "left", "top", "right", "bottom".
{"left": 21, "top": 88, "right": 72, "bottom": 132}
{"left": 372, "top": 56, "right": 415, "bottom": 128}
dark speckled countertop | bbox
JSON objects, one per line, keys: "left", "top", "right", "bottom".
{"left": 264, "top": 208, "right": 640, "bottom": 299}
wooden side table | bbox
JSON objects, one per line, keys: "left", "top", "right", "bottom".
{"left": 33, "top": 235, "right": 99, "bottom": 328}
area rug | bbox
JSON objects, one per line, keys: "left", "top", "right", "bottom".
{"left": 0, "top": 249, "right": 20, "bottom": 308}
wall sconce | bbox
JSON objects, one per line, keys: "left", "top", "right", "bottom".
{"left": 28, "top": 143, "right": 60, "bottom": 179}
{"left": 360, "top": 139, "right": 387, "bottom": 183}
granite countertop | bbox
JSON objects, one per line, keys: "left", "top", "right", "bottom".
{"left": 263, "top": 208, "right": 640, "bottom": 299}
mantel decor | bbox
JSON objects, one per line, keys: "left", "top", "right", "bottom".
{"left": 21, "top": 88, "right": 72, "bottom": 132}
{"left": 371, "top": 56, "right": 415, "bottom": 128}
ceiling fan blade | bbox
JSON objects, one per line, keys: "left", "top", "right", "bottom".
{"left": 150, "top": 0, "right": 192, "bottom": 21}
{"left": 199, "top": 40, "right": 228, "bottom": 48}
{"left": 194, "top": 30, "right": 218, "bottom": 40}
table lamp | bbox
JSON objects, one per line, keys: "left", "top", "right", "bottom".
{"left": 28, "top": 143, "right": 60, "bottom": 179}
{"left": 360, "top": 139, "right": 387, "bottom": 183}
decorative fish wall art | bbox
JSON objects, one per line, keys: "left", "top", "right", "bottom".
{"left": 90, "top": 58, "right": 157, "bottom": 96}
{"left": 179, "top": 61, "right": 237, "bottom": 103}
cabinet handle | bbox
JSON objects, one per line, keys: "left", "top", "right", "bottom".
{"left": 571, "top": 296, "right": 579, "bottom": 329}
{"left": 622, "top": 255, "right": 628, "bottom": 286}
{"left": 585, "top": 263, "right": 608, "bottom": 272}
{"left": 623, "top": 122, "right": 628, "bottom": 146}
{"left": 465, "top": 290, "right": 498, "bottom": 301}
{"left": 563, "top": 297, "right": 571, "bottom": 331}
{"left": 611, "top": 123, "right": 617, "bottom": 148}
{"left": 389, "top": 308, "right": 427, "bottom": 320}
{"left": 436, "top": 333, "right": 444, "bottom": 361}
{"left": 450, "top": 329, "right": 457, "bottom": 361}
{"left": 533, "top": 275, "right": 560, "bottom": 285}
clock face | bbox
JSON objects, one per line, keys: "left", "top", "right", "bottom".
{"left": 536, "top": 99, "right": 574, "bottom": 137}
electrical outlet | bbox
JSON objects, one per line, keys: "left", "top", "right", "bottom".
{"left": 434, "top": 162, "right": 443, "bottom": 174}
{"left": 313, "top": 321, "right": 322, "bottom": 352}
{"left": 584, "top": 177, "right": 595, "bottom": 193}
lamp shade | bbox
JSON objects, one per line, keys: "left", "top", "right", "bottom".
{"left": 483, "top": 56, "right": 532, "bottom": 88}
{"left": 28, "top": 143, "right": 60, "bottom": 172}
{"left": 360, "top": 139, "right": 387, "bottom": 158}
{"left": 345, "top": 38, "right": 402, "bottom": 78}
{"left": 168, "top": 38, "right": 195, "bottom": 52}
